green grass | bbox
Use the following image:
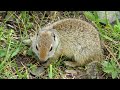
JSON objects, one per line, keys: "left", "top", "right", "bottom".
{"left": 0, "top": 11, "right": 36, "bottom": 79}
{"left": 0, "top": 11, "right": 120, "bottom": 79}
{"left": 84, "top": 11, "right": 120, "bottom": 79}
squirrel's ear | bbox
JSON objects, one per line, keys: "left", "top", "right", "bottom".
{"left": 50, "top": 29, "right": 56, "bottom": 37}
{"left": 50, "top": 29, "right": 57, "bottom": 34}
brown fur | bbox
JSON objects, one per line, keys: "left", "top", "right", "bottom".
{"left": 32, "top": 18, "right": 103, "bottom": 66}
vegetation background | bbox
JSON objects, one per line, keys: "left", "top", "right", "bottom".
{"left": 0, "top": 11, "right": 120, "bottom": 79}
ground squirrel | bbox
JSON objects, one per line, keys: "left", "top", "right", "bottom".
{"left": 32, "top": 18, "right": 103, "bottom": 67}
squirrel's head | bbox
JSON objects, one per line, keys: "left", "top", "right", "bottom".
{"left": 32, "top": 29, "right": 59, "bottom": 63}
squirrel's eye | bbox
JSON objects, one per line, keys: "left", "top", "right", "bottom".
{"left": 53, "top": 34, "right": 55, "bottom": 40}
{"left": 49, "top": 46, "right": 53, "bottom": 51}
{"left": 36, "top": 45, "right": 38, "bottom": 50}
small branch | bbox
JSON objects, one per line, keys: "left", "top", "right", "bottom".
{"left": 102, "top": 42, "right": 120, "bottom": 68}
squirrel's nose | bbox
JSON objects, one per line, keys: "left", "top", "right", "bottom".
{"left": 40, "top": 60, "right": 48, "bottom": 64}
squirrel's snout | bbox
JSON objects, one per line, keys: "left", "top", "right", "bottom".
{"left": 39, "top": 59, "right": 48, "bottom": 64}
{"left": 39, "top": 56, "right": 48, "bottom": 64}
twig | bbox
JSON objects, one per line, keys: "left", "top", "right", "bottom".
{"left": 102, "top": 42, "right": 120, "bottom": 68}
{"left": 21, "top": 62, "right": 29, "bottom": 79}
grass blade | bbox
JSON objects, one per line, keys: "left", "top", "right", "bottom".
{"left": 11, "top": 48, "right": 20, "bottom": 58}
{"left": 49, "top": 64, "right": 53, "bottom": 79}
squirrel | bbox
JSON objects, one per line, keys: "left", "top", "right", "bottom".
{"left": 32, "top": 18, "right": 103, "bottom": 67}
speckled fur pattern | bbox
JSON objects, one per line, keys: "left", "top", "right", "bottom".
{"left": 32, "top": 18, "right": 103, "bottom": 66}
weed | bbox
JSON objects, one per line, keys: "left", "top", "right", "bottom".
{"left": 84, "top": 11, "right": 120, "bottom": 79}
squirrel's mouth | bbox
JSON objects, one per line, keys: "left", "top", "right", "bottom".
{"left": 39, "top": 60, "right": 48, "bottom": 64}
